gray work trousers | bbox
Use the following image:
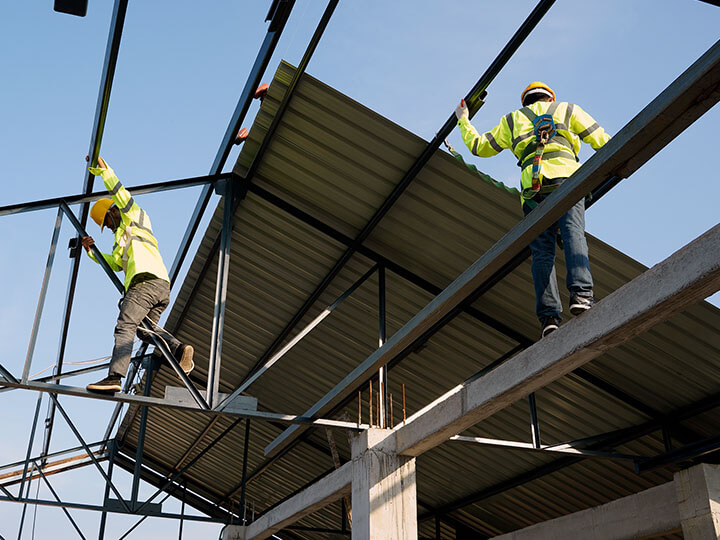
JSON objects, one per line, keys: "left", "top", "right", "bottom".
{"left": 109, "top": 277, "right": 181, "bottom": 378}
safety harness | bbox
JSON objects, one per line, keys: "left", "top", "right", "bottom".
{"left": 516, "top": 103, "right": 578, "bottom": 200}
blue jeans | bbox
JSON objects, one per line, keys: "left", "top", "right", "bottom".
{"left": 522, "top": 184, "right": 593, "bottom": 321}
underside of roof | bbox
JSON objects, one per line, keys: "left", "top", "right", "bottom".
{"left": 117, "top": 61, "right": 720, "bottom": 539}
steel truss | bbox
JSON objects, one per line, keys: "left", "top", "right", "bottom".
{"left": 2, "top": 0, "right": 719, "bottom": 538}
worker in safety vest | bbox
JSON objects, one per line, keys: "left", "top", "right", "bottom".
{"left": 455, "top": 82, "right": 611, "bottom": 338}
{"left": 82, "top": 157, "right": 194, "bottom": 393}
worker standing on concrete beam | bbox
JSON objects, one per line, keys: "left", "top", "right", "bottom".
{"left": 81, "top": 157, "right": 194, "bottom": 393}
{"left": 455, "top": 82, "right": 611, "bottom": 337}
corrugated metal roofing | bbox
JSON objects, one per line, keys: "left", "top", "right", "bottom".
{"left": 117, "top": 60, "right": 720, "bottom": 538}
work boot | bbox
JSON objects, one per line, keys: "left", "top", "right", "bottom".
{"left": 177, "top": 344, "right": 195, "bottom": 375}
{"left": 569, "top": 293, "right": 595, "bottom": 316}
{"left": 86, "top": 374, "right": 122, "bottom": 394}
{"left": 540, "top": 316, "right": 561, "bottom": 338}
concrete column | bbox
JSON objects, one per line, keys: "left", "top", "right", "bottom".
{"left": 351, "top": 428, "right": 417, "bottom": 540}
{"left": 675, "top": 463, "right": 720, "bottom": 539}
{"left": 220, "top": 524, "right": 246, "bottom": 540}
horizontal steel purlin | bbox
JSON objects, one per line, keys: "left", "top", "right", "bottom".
{"left": 449, "top": 436, "right": 643, "bottom": 461}
{"left": 0, "top": 494, "right": 227, "bottom": 524}
{"left": 0, "top": 173, "right": 228, "bottom": 218}
{"left": 0, "top": 377, "right": 369, "bottom": 430}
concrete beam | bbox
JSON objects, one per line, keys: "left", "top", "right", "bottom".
{"left": 492, "top": 482, "right": 680, "bottom": 540}
{"left": 264, "top": 38, "right": 720, "bottom": 459}
{"left": 244, "top": 462, "right": 352, "bottom": 540}
{"left": 675, "top": 463, "right": 720, "bottom": 539}
{"left": 393, "top": 223, "right": 720, "bottom": 457}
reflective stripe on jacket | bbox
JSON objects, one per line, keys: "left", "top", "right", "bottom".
{"left": 457, "top": 101, "right": 611, "bottom": 203}
{"left": 87, "top": 166, "right": 170, "bottom": 291}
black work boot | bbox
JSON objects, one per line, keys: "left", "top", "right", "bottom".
{"left": 86, "top": 374, "right": 122, "bottom": 394}
{"left": 540, "top": 316, "right": 561, "bottom": 338}
{"left": 569, "top": 293, "right": 595, "bottom": 316}
{"left": 176, "top": 344, "right": 195, "bottom": 375}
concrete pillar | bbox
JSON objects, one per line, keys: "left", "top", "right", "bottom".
{"left": 351, "top": 428, "right": 417, "bottom": 540}
{"left": 220, "top": 524, "right": 246, "bottom": 540}
{"left": 675, "top": 463, "right": 720, "bottom": 539}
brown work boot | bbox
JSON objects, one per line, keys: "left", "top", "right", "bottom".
{"left": 86, "top": 374, "right": 122, "bottom": 394}
{"left": 177, "top": 344, "right": 194, "bottom": 375}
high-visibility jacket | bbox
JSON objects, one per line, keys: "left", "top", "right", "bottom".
{"left": 87, "top": 166, "right": 170, "bottom": 291}
{"left": 457, "top": 101, "right": 610, "bottom": 203}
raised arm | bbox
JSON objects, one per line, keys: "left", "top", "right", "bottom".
{"left": 455, "top": 100, "right": 511, "bottom": 158}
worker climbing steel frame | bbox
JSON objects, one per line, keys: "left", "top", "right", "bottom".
{"left": 1, "top": 0, "right": 720, "bottom": 538}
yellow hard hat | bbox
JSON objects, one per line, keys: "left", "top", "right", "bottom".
{"left": 90, "top": 198, "right": 113, "bottom": 230}
{"left": 521, "top": 82, "right": 556, "bottom": 105}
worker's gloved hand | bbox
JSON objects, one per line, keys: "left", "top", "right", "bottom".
{"left": 81, "top": 236, "right": 95, "bottom": 252}
{"left": 455, "top": 99, "right": 469, "bottom": 121}
{"left": 88, "top": 156, "right": 109, "bottom": 176}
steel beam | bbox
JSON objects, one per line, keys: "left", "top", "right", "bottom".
{"left": 42, "top": 0, "right": 130, "bottom": 466}
{"left": 418, "top": 392, "right": 720, "bottom": 523}
{"left": 0, "top": 377, "right": 369, "bottom": 429}
{"left": 113, "top": 449, "right": 236, "bottom": 521}
{"left": 228, "top": 0, "right": 556, "bottom": 432}
{"left": 449, "top": 436, "right": 641, "bottom": 461}
{"left": 216, "top": 264, "right": 378, "bottom": 411}
{"left": 265, "top": 38, "right": 720, "bottom": 459}
{"left": 168, "top": 0, "right": 295, "bottom": 284}
{"left": 0, "top": 173, "right": 226, "bottom": 218}
{"left": 0, "top": 442, "right": 105, "bottom": 474}
{"left": 177, "top": 0, "right": 341, "bottom": 411}
{"left": 635, "top": 434, "right": 720, "bottom": 473}
{"left": 0, "top": 494, "right": 227, "bottom": 524}
{"left": 244, "top": 184, "right": 706, "bottom": 446}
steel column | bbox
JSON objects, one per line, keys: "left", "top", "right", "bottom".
{"left": 42, "top": 0, "right": 130, "bottom": 465}
{"left": 178, "top": 482, "right": 186, "bottom": 539}
{"left": 207, "top": 180, "right": 235, "bottom": 409}
{"left": 98, "top": 440, "right": 117, "bottom": 540}
{"left": 378, "top": 265, "right": 388, "bottom": 428}
{"left": 528, "top": 393, "right": 541, "bottom": 449}
{"left": 131, "top": 360, "right": 157, "bottom": 507}
{"left": 15, "top": 462, "right": 35, "bottom": 540}
{"left": 17, "top": 393, "right": 42, "bottom": 501}
{"left": 239, "top": 419, "right": 251, "bottom": 524}
{"left": 22, "top": 208, "right": 63, "bottom": 383}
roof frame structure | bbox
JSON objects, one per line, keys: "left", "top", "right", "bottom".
{"left": 3, "top": 0, "right": 720, "bottom": 537}
{"left": 263, "top": 35, "right": 720, "bottom": 460}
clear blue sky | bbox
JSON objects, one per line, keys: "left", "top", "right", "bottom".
{"left": 1, "top": 1, "right": 718, "bottom": 538}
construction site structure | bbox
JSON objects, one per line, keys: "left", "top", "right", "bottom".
{"left": 2, "top": 0, "right": 720, "bottom": 538}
